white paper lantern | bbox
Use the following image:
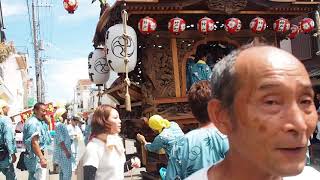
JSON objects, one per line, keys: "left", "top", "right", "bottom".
{"left": 106, "top": 24, "right": 137, "bottom": 73}
{"left": 88, "top": 48, "right": 110, "bottom": 85}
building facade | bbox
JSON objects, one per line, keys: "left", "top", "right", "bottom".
{"left": 73, "top": 79, "right": 92, "bottom": 113}
{"left": 0, "top": 43, "right": 32, "bottom": 116}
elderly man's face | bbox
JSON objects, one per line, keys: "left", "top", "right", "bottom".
{"left": 230, "top": 47, "right": 317, "bottom": 177}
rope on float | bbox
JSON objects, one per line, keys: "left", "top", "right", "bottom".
{"left": 121, "top": 10, "right": 131, "bottom": 112}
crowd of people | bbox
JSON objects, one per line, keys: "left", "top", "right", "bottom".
{"left": 0, "top": 101, "right": 141, "bottom": 180}
{"left": 0, "top": 44, "right": 320, "bottom": 180}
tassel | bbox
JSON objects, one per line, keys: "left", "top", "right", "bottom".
{"left": 125, "top": 90, "right": 131, "bottom": 112}
{"left": 125, "top": 76, "right": 131, "bottom": 112}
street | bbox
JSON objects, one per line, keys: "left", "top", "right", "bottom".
{"left": 0, "top": 139, "right": 145, "bottom": 180}
{"left": 1, "top": 138, "right": 319, "bottom": 180}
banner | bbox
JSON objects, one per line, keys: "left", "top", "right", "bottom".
{"left": 19, "top": 102, "right": 57, "bottom": 130}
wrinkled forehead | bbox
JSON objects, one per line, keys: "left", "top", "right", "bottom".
{"left": 235, "top": 46, "right": 310, "bottom": 87}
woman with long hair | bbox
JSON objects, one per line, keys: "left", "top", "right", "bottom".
{"left": 81, "top": 105, "right": 140, "bottom": 180}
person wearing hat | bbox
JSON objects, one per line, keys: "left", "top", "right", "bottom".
{"left": 0, "top": 99, "right": 13, "bottom": 129}
{"left": 54, "top": 108, "right": 72, "bottom": 180}
{"left": 0, "top": 101, "right": 17, "bottom": 180}
{"left": 0, "top": 99, "right": 15, "bottom": 149}
{"left": 67, "top": 116, "right": 83, "bottom": 171}
{"left": 136, "top": 115, "right": 184, "bottom": 157}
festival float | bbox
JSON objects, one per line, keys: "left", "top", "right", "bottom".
{"left": 91, "top": 0, "right": 320, "bottom": 177}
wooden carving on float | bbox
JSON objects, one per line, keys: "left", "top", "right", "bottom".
{"left": 157, "top": 103, "right": 192, "bottom": 118}
{"left": 208, "top": 0, "right": 247, "bottom": 14}
{"left": 141, "top": 38, "right": 175, "bottom": 98}
{"left": 177, "top": 39, "right": 198, "bottom": 68}
{"left": 141, "top": 74, "right": 157, "bottom": 116}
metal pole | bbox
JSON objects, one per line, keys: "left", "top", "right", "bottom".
{"left": 0, "top": 0, "right": 4, "bottom": 29}
{"left": 31, "top": 0, "right": 41, "bottom": 102}
{"left": 40, "top": 56, "right": 45, "bottom": 102}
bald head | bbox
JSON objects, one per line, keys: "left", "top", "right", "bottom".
{"left": 210, "top": 45, "right": 310, "bottom": 110}
{"left": 235, "top": 46, "right": 309, "bottom": 94}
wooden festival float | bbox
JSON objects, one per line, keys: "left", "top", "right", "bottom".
{"left": 91, "top": 0, "right": 320, "bottom": 178}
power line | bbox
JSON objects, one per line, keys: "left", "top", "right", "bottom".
{"left": 26, "top": 0, "right": 34, "bottom": 48}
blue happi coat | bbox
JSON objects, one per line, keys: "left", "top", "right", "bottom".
{"left": 23, "top": 116, "right": 51, "bottom": 172}
{"left": 145, "top": 122, "right": 184, "bottom": 157}
{"left": 55, "top": 121, "right": 72, "bottom": 180}
{"left": 0, "top": 117, "right": 16, "bottom": 168}
{"left": 190, "top": 60, "right": 212, "bottom": 85}
{"left": 166, "top": 128, "right": 229, "bottom": 180}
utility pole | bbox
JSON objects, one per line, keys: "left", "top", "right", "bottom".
{"left": 40, "top": 56, "right": 45, "bottom": 102}
{"left": 0, "top": 0, "right": 6, "bottom": 43}
{"left": 31, "top": 0, "right": 42, "bottom": 102}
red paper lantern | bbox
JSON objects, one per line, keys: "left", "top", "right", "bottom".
{"left": 225, "top": 18, "right": 242, "bottom": 34}
{"left": 273, "top": 18, "right": 290, "bottom": 33}
{"left": 63, "top": 0, "right": 78, "bottom": 14}
{"left": 138, "top": 16, "right": 157, "bottom": 35}
{"left": 287, "top": 25, "right": 300, "bottom": 39}
{"left": 197, "top": 17, "right": 215, "bottom": 34}
{"left": 299, "top": 18, "right": 315, "bottom": 33}
{"left": 250, "top": 17, "right": 267, "bottom": 33}
{"left": 168, "top": 17, "right": 186, "bottom": 35}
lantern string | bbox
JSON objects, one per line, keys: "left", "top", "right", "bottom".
{"left": 122, "top": 10, "right": 131, "bottom": 112}
{"left": 314, "top": 10, "right": 320, "bottom": 37}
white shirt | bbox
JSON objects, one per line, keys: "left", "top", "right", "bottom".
{"left": 82, "top": 136, "right": 126, "bottom": 180}
{"left": 67, "top": 124, "right": 83, "bottom": 141}
{"left": 81, "top": 124, "right": 86, "bottom": 132}
{"left": 186, "top": 166, "right": 320, "bottom": 180}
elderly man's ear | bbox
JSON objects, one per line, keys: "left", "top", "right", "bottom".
{"left": 208, "top": 99, "right": 232, "bottom": 135}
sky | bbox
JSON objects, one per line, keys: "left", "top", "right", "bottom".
{"left": 2, "top": 0, "right": 116, "bottom": 103}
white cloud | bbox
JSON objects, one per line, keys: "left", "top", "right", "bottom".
{"left": 43, "top": 57, "right": 118, "bottom": 103}
{"left": 44, "top": 58, "right": 118, "bottom": 102}
{"left": 44, "top": 58, "right": 88, "bottom": 103}
{"left": 2, "top": 2, "right": 27, "bottom": 17}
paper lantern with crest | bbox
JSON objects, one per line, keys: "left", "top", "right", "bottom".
{"left": 250, "top": 17, "right": 267, "bottom": 33}
{"left": 225, "top": 18, "right": 242, "bottom": 34}
{"left": 197, "top": 17, "right": 215, "bottom": 34}
{"left": 299, "top": 18, "right": 315, "bottom": 33}
{"left": 88, "top": 48, "right": 110, "bottom": 86}
{"left": 138, "top": 16, "right": 157, "bottom": 35}
{"left": 287, "top": 25, "right": 300, "bottom": 39}
{"left": 63, "top": 0, "right": 78, "bottom": 14}
{"left": 168, "top": 17, "right": 186, "bottom": 35}
{"left": 106, "top": 24, "right": 137, "bottom": 73}
{"left": 273, "top": 18, "right": 290, "bottom": 33}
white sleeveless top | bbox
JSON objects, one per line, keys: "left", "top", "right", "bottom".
{"left": 81, "top": 136, "right": 126, "bottom": 180}
{"left": 186, "top": 166, "right": 320, "bottom": 180}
